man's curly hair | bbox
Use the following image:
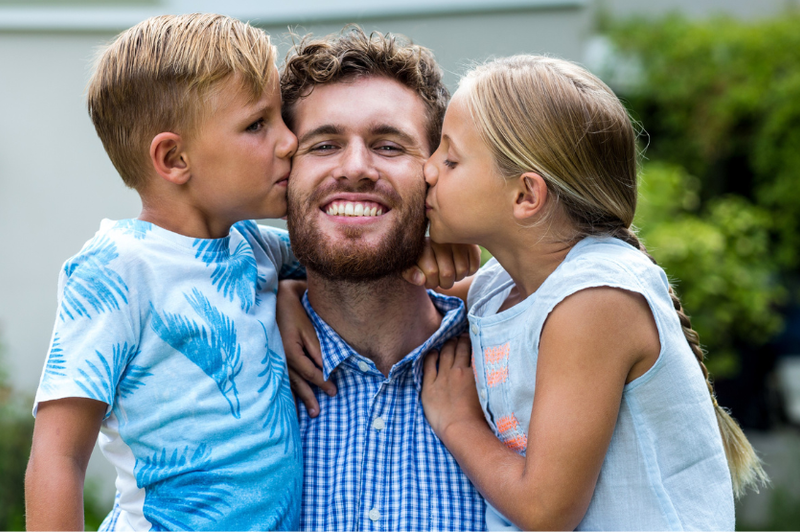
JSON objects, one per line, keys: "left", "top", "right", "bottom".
{"left": 281, "top": 26, "right": 449, "bottom": 153}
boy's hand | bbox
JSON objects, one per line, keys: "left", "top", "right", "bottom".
{"left": 277, "top": 279, "right": 336, "bottom": 418}
{"left": 421, "top": 334, "right": 485, "bottom": 441}
{"left": 403, "top": 239, "right": 481, "bottom": 289}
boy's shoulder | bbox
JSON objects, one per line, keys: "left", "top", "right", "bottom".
{"left": 232, "top": 220, "right": 290, "bottom": 248}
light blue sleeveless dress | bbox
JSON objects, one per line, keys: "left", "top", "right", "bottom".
{"left": 467, "top": 236, "right": 734, "bottom": 531}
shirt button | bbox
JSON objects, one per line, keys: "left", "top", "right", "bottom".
{"left": 358, "top": 361, "right": 370, "bottom": 372}
{"left": 369, "top": 508, "right": 381, "bottom": 521}
{"left": 471, "top": 324, "right": 479, "bottom": 335}
{"left": 372, "top": 417, "right": 386, "bottom": 431}
{"left": 480, "top": 390, "right": 487, "bottom": 400}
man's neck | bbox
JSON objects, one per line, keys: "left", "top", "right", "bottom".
{"left": 306, "top": 272, "right": 443, "bottom": 376}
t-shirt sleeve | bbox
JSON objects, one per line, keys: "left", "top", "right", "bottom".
{"left": 256, "top": 224, "right": 306, "bottom": 280}
{"left": 34, "top": 236, "right": 137, "bottom": 417}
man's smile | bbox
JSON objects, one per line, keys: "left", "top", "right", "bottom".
{"left": 323, "top": 200, "right": 388, "bottom": 217}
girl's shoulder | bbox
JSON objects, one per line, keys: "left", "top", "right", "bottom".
{"left": 555, "top": 236, "right": 668, "bottom": 293}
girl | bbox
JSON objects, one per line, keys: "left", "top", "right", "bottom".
{"left": 421, "top": 55, "right": 767, "bottom": 531}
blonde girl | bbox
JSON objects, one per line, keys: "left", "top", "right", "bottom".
{"left": 421, "top": 55, "right": 767, "bottom": 531}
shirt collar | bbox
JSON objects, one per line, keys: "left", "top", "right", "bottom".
{"left": 301, "top": 290, "right": 467, "bottom": 390}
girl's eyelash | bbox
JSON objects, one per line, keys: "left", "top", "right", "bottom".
{"left": 443, "top": 159, "right": 457, "bottom": 168}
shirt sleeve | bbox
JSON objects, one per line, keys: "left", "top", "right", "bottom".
{"left": 34, "top": 236, "right": 137, "bottom": 418}
{"left": 255, "top": 224, "right": 306, "bottom": 280}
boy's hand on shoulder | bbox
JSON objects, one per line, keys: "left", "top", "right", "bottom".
{"left": 277, "top": 279, "right": 336, "bottom": 418}
{"left": 402, "top": 239, "right": 481, "bottom": 290}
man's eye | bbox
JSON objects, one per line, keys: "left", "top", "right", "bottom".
{"left": 443, "top": 159, "right": 457, "bottom": 169}
{"left": 375, "top": 144, "right": 402, "bottom": 154}
{"left": 311, "top": 143, "right": 337, "bottom": 152}
{"left": 246, "top": 118, "right": 265, "bottom": 132}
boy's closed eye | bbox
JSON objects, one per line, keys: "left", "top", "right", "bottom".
{"left": 246, "top": 118, "right": 265, "bottom": 132}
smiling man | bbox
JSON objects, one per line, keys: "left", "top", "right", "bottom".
{"left": 281, "top": 28, "right": 486, "bottom": 531}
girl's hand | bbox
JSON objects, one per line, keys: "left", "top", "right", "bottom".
{"left": 421, "top": 334, "right": 485, "bottom": 441}
{"left": 277, "top": 279, "right": 336, "bottom": 417}
{"left": 403, "top": 239, "right": 481, "bottom": 290}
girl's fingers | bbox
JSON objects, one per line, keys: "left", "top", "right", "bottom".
{"left": 437, "top": 337, "right": 458, "bottom": 370}
{"left": 422, "top": 349, "right": 440, "bottom": 387}
{"left": 453, "top": 334, "right": 472, "bottom": 368}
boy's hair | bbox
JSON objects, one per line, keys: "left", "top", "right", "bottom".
{"left": 87, "top": 13, "right": 277, "bottom": 190}
{"left": 280, "top": 26, "right": 449, "bottom": 154}
{"left": 461, "top": 54, "right": 768, "bottom": 498}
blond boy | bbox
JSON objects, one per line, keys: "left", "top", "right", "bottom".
{"left": 26, "top": 14, "right": 302, "bottom": 530}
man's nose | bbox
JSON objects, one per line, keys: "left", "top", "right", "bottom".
{"left": 338, "top": 142, "right": 379, "bottom": 182}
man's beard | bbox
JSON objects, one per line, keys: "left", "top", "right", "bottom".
{"left": 287, "top": 180, "right": 428, "bottom": 282}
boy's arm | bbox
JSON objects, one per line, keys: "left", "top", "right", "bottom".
{"left": 26, "top": 398, "right": 107, "bottom": 531}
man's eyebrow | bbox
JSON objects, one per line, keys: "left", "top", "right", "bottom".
{"left": 297, "top": 124, "right": 343, "bottom": 145}
{"left": 370, "top": 124, "right": 417, "bottom": 145}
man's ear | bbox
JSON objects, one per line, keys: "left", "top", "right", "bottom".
{"left": 150, "top": 132, "right": 190, "bottom": 185}
{"left": 512, "top": 172, "right": 548, "bottom": 221}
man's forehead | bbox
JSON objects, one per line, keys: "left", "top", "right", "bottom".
{"left": 297, "top": 122, "right": 417, "bottom": 146}
{"left": 292, "top": 77, "right": 428, "bottom": 142}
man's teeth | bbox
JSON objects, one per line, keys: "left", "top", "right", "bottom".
{"left": 326, "top": 201, "right": 384, "bottom": 217}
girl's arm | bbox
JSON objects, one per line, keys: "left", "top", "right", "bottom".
{"left": 25, "top": 397, "right": 107, "bottom": 531}
{"left": 422, "top": 286, "right": 659, "bottom": 530}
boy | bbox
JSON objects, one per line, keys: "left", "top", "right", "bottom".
{"left": 25, "top": 13, "right": 303, "bottom": 531}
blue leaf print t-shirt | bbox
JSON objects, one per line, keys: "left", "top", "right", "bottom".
{"left": 35, "top": 219, "right": 305, "bottom": 531}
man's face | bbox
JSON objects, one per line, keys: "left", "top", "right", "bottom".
{"left": 287, "top": 76, "right": 431, "bottom": 281}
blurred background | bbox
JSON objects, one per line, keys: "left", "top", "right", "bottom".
{"left": 1, "top": 0, "right": 798, "bottom": 529}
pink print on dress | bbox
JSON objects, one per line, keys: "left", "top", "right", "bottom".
{"left": 497, "top": 414, "right": 528, "bottom": 453}
{"left": 483, "top": 343, "right": 510, "bottom": 388}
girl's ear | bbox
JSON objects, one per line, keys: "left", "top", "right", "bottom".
{"left": 512, "top": 172, "right": 548, "bottom": 221}
{"left": 150, "top": 132, "right": 190, "bottom": 185}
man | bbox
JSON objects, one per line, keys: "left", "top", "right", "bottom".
{"left": 280, "top": 28, "right": 486, "bottom": 531}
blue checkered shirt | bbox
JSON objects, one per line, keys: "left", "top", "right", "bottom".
{"left": 298, "top": 291, "right": 486, "bottom": 531}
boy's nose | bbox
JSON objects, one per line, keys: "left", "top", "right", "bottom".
{"left": 277, "top": 125, "right": 298, "bottom": 159}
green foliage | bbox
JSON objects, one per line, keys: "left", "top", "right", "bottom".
{"left": 601, "top": 13, "right": 799, "bottom": 378}
{"left": 0, "top": 389, "right": 33, "bottom": 531}
{"left": 635, "top": 163, "right": 785, "bottom": 376}
{"left": 608, "top": 12, "right": 800, "bottom": 269}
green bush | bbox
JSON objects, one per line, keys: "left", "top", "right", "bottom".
{"left": 608, "top": 12, "right": 800, "bottom": 268}
{"left": 635, "top": 163, "right": 785, "bottom": 376}
{"left": 602, "top": 13, "right": 799, "bottom": 377}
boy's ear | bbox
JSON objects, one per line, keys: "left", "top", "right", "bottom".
{"left": 512, "top": 172, "right": 548, "bottom": 221}
{"left": 150, "top": 132, "right": 190, "bottom": 185}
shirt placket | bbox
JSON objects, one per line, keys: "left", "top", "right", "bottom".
{"left": 359, "top": 375, "right": 392, "bottom": 531}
